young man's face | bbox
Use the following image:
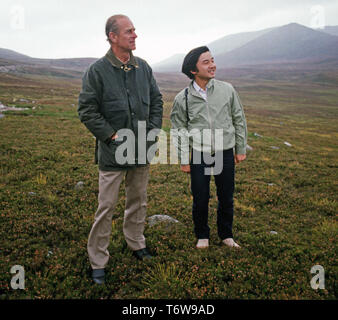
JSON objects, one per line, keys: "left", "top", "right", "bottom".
{"left": 191, "top": 51, "right": 216, "bottom": 81}
{"left": 110, "top": 17, "right": 137, "bottom": 52}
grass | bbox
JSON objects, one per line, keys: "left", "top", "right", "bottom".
{"left": 0, "top": 69, "right": 337, "bottom": 300}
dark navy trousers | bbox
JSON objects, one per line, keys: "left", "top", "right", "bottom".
{"left": 190, "top": 148, "right": 235, "bottom": 240}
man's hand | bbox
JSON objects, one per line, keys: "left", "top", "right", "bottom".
{"left": 235, "top": 154, "right": 246, "bottom": 164}
{"left": 180, "top": 164, "right": 191, "bottom": 173}
{"left": 111, "top": 133, "right": 118, "bottom": 140}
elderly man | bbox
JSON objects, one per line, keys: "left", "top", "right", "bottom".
{"left": 78, "top": 14, "right": 163, "bottom": 284}
{"left": 171, "top": 46, "right": 247, "bottom": 250}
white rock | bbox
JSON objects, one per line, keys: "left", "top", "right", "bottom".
{"left": 246, "top": 144, "right": 253, "bottom": 152}
{"left": 75, "top": 181, "right": 84, "bottom": 190}
{"left": 0, "top": 106, "right": 29, "bottom": 112}
{"left": 147, "top": 214, "right": 179, "bottom": 227}
{"left": 253, "top": 132, "right": 262, "bottom": 138}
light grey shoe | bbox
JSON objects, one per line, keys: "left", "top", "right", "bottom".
{"left": 196, "top": 239, "right": 209, "bottom": 249}
{"left": 92, "top": 268, "right": 105, "bottom": 285}
{"left": 222, "top": 238, "right": 240, "bottom": 248}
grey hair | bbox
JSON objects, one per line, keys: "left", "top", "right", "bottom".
{"left": 105, "top": 14, "right": 129, "bottom": 44}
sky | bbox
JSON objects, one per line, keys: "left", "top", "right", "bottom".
{"left": 1, "top": 0, "right": 338, "bottom": 65}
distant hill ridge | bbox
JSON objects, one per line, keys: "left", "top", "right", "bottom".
{"left": 0, "top": 48, "right": 97, "bottom": 73}
{"left": 153, "top": 23, "right": 338, "bottom": 72}
{"left": 214, "top": 23, "right": 338, "bottom": 68}
{"left": 0, "top": 22, "right": 337, "bottom": 77}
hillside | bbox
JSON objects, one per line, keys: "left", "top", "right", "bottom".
{"left": 152, "top": 27, "right": 275, "bottom": 72}
{"left": 215, "top": 23, "right": 338, "bottom": 67}
{"left": 0, "top": 48, "right": 97, "bottom": 78}
{"left": 153, "top": 23, "right": 338, "bottom": 72}
{"left": 0, "top": 61, "right": 336, "bottom": 299}
{"left": 0, "top": 48, "right": 32, "bottom": 61}
{"left": 152, "top": 54, "right": 185, "bottom": 73}
{"left": 1, "top": 23, "right": 338, "bottom": 77}
{"left": 318, "top": 25, "right": 338, "bottom": 36}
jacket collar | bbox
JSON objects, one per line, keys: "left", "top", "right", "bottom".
{"left": 206, "top": 78, "right": 215, "bottom": 89}
{"left": 105, "top": 48, "right": 139, "bottom": 70}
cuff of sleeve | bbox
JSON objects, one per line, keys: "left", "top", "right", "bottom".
{"left": 235, "top": 145, "right": 247, "bottom": 155}
{"left": 103, "top": 129, "right": 116, "bottom": 145}
{"left": 178, "top": 152, "right": 190, "bottom": 165}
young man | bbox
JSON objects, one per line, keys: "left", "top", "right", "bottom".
{"left": 170, "top": 46, "right": 247, "bottom": 249}
{"left": 78, "top": 14, "right": 163, "bottom": 284}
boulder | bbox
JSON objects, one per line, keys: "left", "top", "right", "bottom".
{"left": 75, "top": 181, "right": 84, "bottom": 190}
{"left": 147, "top": 214, "right": 179, "bottom": 227}
{"left": 253, "top": 132, "right": 262, "bottom": 138}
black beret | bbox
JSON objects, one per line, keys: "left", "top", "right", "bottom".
{"left": 181, "top": 46, "right": 210, "bottom": 79}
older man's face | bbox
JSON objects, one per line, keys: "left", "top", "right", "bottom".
{"left": 110, "top": 17, "right": 137, "bottom": 52}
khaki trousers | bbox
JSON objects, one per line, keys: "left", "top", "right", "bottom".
{"left": 87, "top": 165, "right": 149, "bottom": 269}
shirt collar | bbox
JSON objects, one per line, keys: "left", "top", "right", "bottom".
{"left": 105, "top": 48, "right": 139, "bottom": 70}
{"left": 192, "top": 78, "right": 215, "bottom": 92}
{"left": 193, "top": 81, "right": 206, "bottom": 94}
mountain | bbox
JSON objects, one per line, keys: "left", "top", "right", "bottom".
{"left": 153, "top": 23, "right": 338, "bottom": 72}
{"left": 153, "top": 27, "right": 275, "bottom": 72}
{"left": 215, "top": 23, "right": 338, "bottom": 68}
{"left": 1, "top": 23, "right": 338, "bottom": 78}
{"left": 152, "top": 27, "right": 275, "bottom": 72}
{"left": 318, "top": 25, "right": 338, "bottom": 37}
{"left": 0, "top": 48, "right": 98, "bottom": 78}
{"left": 208, "top": 27, "right": 275, "bottom": 56}
{"left": 152, "top": 53, "right": 185, "bottom": 73}
{"left": 0, "top": 48, "right": 32, "bottom": 61}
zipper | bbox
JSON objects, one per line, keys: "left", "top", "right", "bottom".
{"left": 191, "top": 85, "right": 215, "bottom": 154}
{"left": 205, "top": 101, "right": 215, "bottom": 154}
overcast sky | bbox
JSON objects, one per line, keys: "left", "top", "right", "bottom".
{"left": 1, "top": 0, "right": 338, "bottom": 65}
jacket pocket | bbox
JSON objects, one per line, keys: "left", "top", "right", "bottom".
{"left": 141, "top": 95, "right": 150, "bottom": 120}
{"left": 99, "top": 138, "right": 134, "bottom": 167}
{"left": 102, "top": 101, "right": 129, "bottom": 130}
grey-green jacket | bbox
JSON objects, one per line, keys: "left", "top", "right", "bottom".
{"left": 78, "top": 49, "right": 163, "bottom": 171}
{"left": 170, "top": 79, "right": 247, "bottom": 164}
